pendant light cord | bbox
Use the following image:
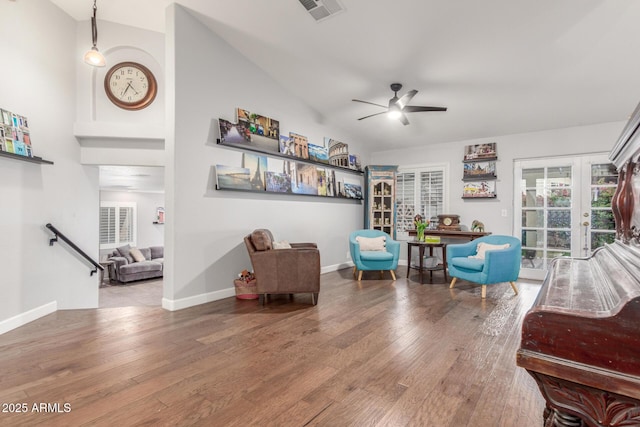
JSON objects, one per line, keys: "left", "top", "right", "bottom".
{"left": 91, "top": 0, "right": 98, "bottom": 48}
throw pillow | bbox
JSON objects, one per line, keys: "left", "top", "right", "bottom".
{"left": 356, "top": 235, "right": 386, "bottom": 251}
{"left": 251, "top": 229, "right": 273, "bottom": 251}
{"left": 273, "top": 240, "right": 292, "bottom": 249}
{"left": 469, "top": 242, "right": 510, "bottom": 259}
{"left": 116, "top": 244, "right": 134, "bottom": 263}
{"left": 129, "top": 247, "right": 146, "bottom": 263}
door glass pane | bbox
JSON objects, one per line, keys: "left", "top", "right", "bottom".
{"left": 548, "top": 167, "right": 572, "bottom": 185}
{"left": 522, "top": 210, "right": 544, "bottom": 227}
{"left": 547, "top": 188, "right": 572, "bottom": 207}
{"left": 591, "top": 164, "right": 618, "bottom": 184}
{"left": 547, "top": 210, "right": 571, "bottom": 228}
{"left": 591, "top": 186, "right": 616, "bottom": 208}
{"left": 591, "top": 210, "right": 615, "bottom": 229}
{"left": 591, "top": 232, "right": 615, "bottom": 249}
{"left": 521, "top": 230, "right": 543, "bottom": 248}
{"left": 547, "top": 230, "right": 571, "bottom": 250}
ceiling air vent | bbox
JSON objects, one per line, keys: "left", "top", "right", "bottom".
{"left": 298, "top": 0, "right": 345, "bottom": 22}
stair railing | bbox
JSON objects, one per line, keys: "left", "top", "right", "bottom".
{"left": 46, "top": 223, "right": 104, "bottom": 276}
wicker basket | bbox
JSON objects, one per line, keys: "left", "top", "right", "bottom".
{"left": 234, "top": 279, "right": 258, "bottom": 299}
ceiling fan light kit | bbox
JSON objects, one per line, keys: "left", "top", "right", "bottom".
{"left": 353, "top": 83, "right": 447, "bottom": 126}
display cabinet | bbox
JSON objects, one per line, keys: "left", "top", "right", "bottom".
{"left": 364, "top": 165, "right": 398, "bottom": 238}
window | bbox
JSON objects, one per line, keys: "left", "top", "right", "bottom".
{"left": 396, "top": 164, "right": 447, "bottom": 239}
{"left": 100, "top": 202, "right": 136, "bottom": 249}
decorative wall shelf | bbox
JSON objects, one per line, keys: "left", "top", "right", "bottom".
{"left": 214, "top": 140, "right": 363, "bottom": 202}
{"left": 216, "top": 139, "right": 363, "bottom": 175}
{"left": 0, "top": 151, "right": 53, "bottom": 165}
{"left": 215, "top": 186, "right": 362, "bottom": 202}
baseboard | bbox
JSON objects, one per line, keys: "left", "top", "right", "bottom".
{"left": 0, "top": 301, "right": 57, "bottom": 335}
{"left": 162, "top": 287, "right": 236, "bottom": 311}
{"left": 321, "top": 261, "right": 353, "bottom": 274}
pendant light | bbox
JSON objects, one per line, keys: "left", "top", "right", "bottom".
{"left": 83, "top": 0, "right": 105, "bottom": 67}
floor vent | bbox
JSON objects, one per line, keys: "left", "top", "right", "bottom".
{"left": 298, "top": 0, "right": 345, "bottom": 22}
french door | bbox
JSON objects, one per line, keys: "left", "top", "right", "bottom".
{"left": 514, "top": 154, "right": 618, "bottom": 280}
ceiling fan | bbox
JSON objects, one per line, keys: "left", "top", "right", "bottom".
{"left": 352, "top": 83, "right": 447, "bottom": 126}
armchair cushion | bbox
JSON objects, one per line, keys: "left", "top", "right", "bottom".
{"left": 450, "top": 257, "right": 484, "bottom": 272}
{"left": 355, "top": 235, "right": 386, "bottom": 251}
{"left": 359, "top": 251, "right": 394, "bottom": 262}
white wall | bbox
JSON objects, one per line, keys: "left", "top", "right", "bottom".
{"left": 0, "top": 0, "right": 100, "bottom": 333}
{"left": 99, "top": 191, "right": 165, "bottom": 258}
{"left": 370, "top": 121, "right": 626, "bottom": 260}
{"left": 164, "top": 5, "right": 366, "bottom": 308}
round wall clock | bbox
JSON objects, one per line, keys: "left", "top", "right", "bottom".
{"left": 104, "top": 62, "right": 157, "bottom": 110}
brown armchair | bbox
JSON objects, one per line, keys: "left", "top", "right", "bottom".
{"left": 244, "top": 229, "right": 321, "bottom": 305}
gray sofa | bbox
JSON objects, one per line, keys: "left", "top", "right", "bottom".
{"left": 108, "top": 244, "right": 164, "bottom": 283}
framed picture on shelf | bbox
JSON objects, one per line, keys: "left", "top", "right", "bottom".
{"left": 289, "top": 132, "right": 309, "bottom": 159}
{"left": 326, "top": 137, "right": 349, "bottom": 168}
{"left": 462, "top": 180, "right": 496, "bottom": 199}
{"left": 291, "top": 163, "right": 318, "bottom": 195}
{"left": 236, "top": 108, "right": 280, "bottom": 148}
{"left": 215, "top": 165, "right": 252, "bottom": 190}
{"left": 265, "top": 171, "right": 292, "bottom": 193}
{"left": 308, "top": 143, "right": 329, "bottom": 164}
{"left": 463, "top": 143, "right": 497, "bottom": 162}
{"left": 463, "top": 161, "right": 496, "bottom": 180}
{"left": 242, "top": 153, "right": 267, "bottom": 190}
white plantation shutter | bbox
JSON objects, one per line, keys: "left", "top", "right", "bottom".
{"left": 395, "top": 166, "right": 447, "bottom": 239}
{"left": 396, "top": 172, "right": 416, "bottom": 239}
{"left": 100, "top": 202, "right": 136, "bottom": 249}
{"left": 420, "top": 170, "right": 444, "bottom": 220}
{"left": 100, "top": 207, "right": 116, "bottom": 244}
{"left": 118, "top": 207, "right": 134, "bottom": 243}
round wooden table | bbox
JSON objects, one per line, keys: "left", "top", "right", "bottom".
{"left": 406, "top": 241, "right": 448, "bottom": 284}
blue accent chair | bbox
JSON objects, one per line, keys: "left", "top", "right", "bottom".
{"left": 349, "top": 230, "right": 400, "bottom": 281}
{"left": 447, "top": 235, "right": 521, "bottom": 298}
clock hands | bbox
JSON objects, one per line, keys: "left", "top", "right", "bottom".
{"left": 120, "top": 81, "right": 140, "bottom": 98}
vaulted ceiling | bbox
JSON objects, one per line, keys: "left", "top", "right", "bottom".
{"left": 53, "top": 0, "right": 640, "bottom": 153}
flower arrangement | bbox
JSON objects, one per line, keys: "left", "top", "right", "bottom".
{"left": 414, "top": 215, "right": 430, "bottom": 241}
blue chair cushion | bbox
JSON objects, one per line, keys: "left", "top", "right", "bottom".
{"left": 359, "top": 251, "right": 394, "bottom": 261}
{"left": 450, "top": 257, "right": 484, "bottom": 272}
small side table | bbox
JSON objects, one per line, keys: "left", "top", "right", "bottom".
{"left": 99, "top": 260, "right": 115, "bottom": 284}
{"left": 406, "top": 241, "right": 448, "bottom": 284}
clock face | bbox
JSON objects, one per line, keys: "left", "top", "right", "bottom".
{"left": 104, "top": 62, "right": 157, "bottom": 110}
{"left": 443, "top": 217, "right": 453, "bottom": 226}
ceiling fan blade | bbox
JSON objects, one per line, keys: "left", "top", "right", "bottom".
{"left": 403, "top": 105, "right": 448, "bottom": 113}
{"left": 398, "top": 113, "right": 410, "bottom": 126}
{"left": 357, "top": 111, "right": 389, "bottom": 121}
{"left": 396, "top": 89, "right": 418, "bottom": 109}
{"left": 352, "top": 99, "right": 388, "bottom": 109}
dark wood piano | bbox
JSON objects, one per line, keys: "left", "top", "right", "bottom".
{"left": 517, "top": 101, "right": 640, "bottom": 427}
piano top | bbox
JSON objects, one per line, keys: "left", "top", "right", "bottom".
{"left": 518, "top": 241, "right": 640, "bottom": 398}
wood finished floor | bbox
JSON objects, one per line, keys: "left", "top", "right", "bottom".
{"left": 0, "top": 267, "right": 545, "bottom": 426}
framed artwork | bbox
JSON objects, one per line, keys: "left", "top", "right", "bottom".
{"left": 326, "top": 137, "right": 349, "bottom": 168}
{"left": 155, "top": 207, "right": 165, "bottom": 224}
{"left": 215, "top": 165, "right": 251, "bottom": 190}
{"left": 317, "top": 168, "right": 327, "bottom": 196}
{"left": 236, "top": 108, "right": 280, "bottom": 141}
{"left": 326, "top": 170, "right": 336, "bottom": 197}
{"left": 291, "top": 163, "right": 318, "bottom": 195}
{"left": 218, "top": 118, "right": 250, "bottom": 145}
{"left": 344, "top": 183, "right": 363, "bottom": 199}
{"left": 243, "top": 153, "right": 267, "bottom": 190}
{"left": 279, "top": 135, "right": 295, "bottom": 156}
{"left": 308, "top": 143, "right": 329, "bottom": 164}
{"left": 463, "top": 143, "right": 497, "bottom": 162}
{"left": 265, "top": 171, "right": 292, "bottom": 193}
{"left": 463, "top": 161, "right": 496, "bottom": 180}
{"left": 462, "top": 180, "right": 497, "bottom": 198}
{"left": 289, "top": 132, "right": 309, "bottom": 159}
